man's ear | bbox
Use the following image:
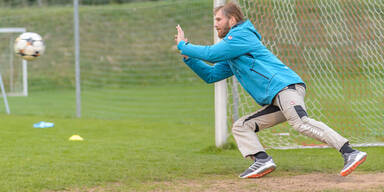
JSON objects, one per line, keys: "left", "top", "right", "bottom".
{"left": 229, "top": 16, "right": 237, "bottom": 27}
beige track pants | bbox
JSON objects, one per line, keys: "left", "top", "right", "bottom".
{"left": 232, "top": 84, "right": 348, "bottom": 158}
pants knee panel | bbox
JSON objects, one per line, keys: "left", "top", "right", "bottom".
{"left": 292, "top": 117, "right": 326, "bottom": 141}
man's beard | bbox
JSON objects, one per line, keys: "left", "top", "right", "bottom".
{"left": 218, "top": 22, "right": 231, "bottom": 39}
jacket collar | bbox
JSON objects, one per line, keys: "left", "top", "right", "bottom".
{"left": 231, "top": 20, "right": 245, "bottom": 29}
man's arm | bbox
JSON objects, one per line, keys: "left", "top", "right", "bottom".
{"left": 183, "top": 57, "right": 233, "bottom": 84}
{"left": 177, "top": 34, "right": 252, "bottom": 63}
{"left": 176, "top": 25, "right": 252, "bottom": 63}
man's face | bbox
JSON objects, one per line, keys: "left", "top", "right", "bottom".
{"left": 214, "top": 9, "right": 231, "bottom": 39}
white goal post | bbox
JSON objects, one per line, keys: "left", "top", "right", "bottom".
{"left": 215, "top": 0, "right": 384, "bottom": 149}
{"left": 0, "top": 27, "right": 28, "bottom": 97}
{"left": 214, "top": 0, "right": 228, "bottom": 148}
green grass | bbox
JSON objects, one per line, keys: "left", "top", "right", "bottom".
{"left": 0, "top": 89, "right": 76, "bottom": 118}
{"left": 0, "top": 83, "right": 381, "bottom": 191}
{"left": 0, "top": 84, "right": 214, "bottom": 120}
{"left": 0, "top": 113, "right": 383, "bottom": 191}
{"left": 0, "top": 83, "right": 382, "bottom": 191}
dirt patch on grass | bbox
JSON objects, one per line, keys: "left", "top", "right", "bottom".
{"left": 48, "top": 172, "right": 384, "bottom": 191}
{"left": 151, "top": 172, "right": 384, "bottom": 192}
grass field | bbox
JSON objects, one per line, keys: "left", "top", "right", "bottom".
{"left": 0, "top": 112, "right": 383, "bottom": 191}
{"left": 0, "top": 84, "right": 382, "bottom": 191}
{"left": 0, "top": 85, "right": 383, "bottom": 191}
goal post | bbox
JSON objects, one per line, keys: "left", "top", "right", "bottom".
{"left": 214, "top": 0, "right": 228, "bottom": 148}
{"left": 0, "top": 27, "right": 28, "bottom": 97}
{"left": 0, "top": 73, "right": 10, "bottom": 114}
{"left": 218, "top": 0, "right": 384, "bottom": 149}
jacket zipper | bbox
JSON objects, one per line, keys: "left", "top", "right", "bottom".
{"left": 250, "top": 68, "right": 269, "bottom": 80}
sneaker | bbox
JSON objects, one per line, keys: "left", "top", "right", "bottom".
{"left": 239, "top": 156, "right": 276, "bottom": 178}
{"left": 340, "top": 150, "right": 367, "bottom": 176}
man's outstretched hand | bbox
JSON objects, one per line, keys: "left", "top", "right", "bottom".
{"left": 175, "top": 24, "right": 188, "bottom": 45}
{"left": 175, "top": 24, "right": 188, "bottom": 59}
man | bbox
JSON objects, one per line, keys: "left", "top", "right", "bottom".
{"left": 175, "top": 2, "right": 367, "bottom": 178}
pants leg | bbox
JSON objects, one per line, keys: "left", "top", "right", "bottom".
{"left": 274, "top": 84, "right": 348, "bottom": 150}
{"left": 232, "top": 104, "right": 286, "bottom": 157}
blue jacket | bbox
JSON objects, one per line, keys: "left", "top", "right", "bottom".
{"left": 177, "top": 20, "right": 304, "bottom": 106}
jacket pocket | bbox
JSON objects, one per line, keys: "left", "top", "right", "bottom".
{"left": 250, "top": 68, "right": 270, "bottom": 80}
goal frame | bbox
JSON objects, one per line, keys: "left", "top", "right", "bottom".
{"left": 0, "top": 27, "right": 28, "bottom": 97}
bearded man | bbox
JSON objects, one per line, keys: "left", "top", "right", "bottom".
{"left": 175, "top": 1, "right": 366, "bottom": 178}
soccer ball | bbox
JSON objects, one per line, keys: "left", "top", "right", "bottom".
{"left": 14, "top": 32, "right": 45, "bottom": 61}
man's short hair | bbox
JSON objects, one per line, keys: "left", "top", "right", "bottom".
{"left": 214, "top": 1, "right": 245, "bottom": 23}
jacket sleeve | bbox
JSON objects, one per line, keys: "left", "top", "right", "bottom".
{"left": 183, "top": 57, "right": 233, "bottom": 84}
{"left": 177, "top": 31, "right": 253, "bottom": 63}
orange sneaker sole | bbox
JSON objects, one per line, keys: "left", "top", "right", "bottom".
{"left": 247, "top": 167, "right": 276, "bottom": 178}
{"left": 340, "top": 155, "right": 367, "bottom": 176}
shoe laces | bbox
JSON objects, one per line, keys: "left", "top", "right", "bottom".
{"left": 342, "top": 151, "right": 357, "bottom": 166}
{"left": 249, "top": 158, "right": 267, "bottom": 171}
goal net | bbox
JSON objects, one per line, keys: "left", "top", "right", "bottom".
{"left": 226, "top": 0, "right": 384, "bottom": 149}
